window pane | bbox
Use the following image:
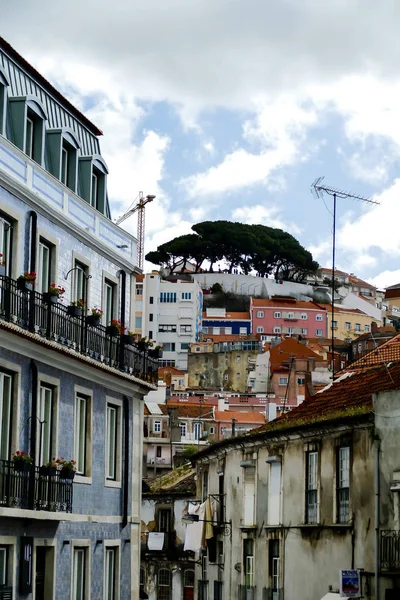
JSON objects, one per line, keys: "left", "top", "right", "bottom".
{"left": 105, "top": 548, "right": 116, "bottom": 600}
{"left": 0, "top": 217, "right": 12, "bottom": 277}
{"left": 0, "top": 547, "right": 7, "bottom": 586}
{"left": 61, "top": 147, "right": 69, "bottom": 185}
{"left": 75, "top": 395, "right": 87, "bottom": 474}
{"left": 75, "top": 263, "right": 87, "bottom": 302}
{"left": 39, "top": 386, "right": 53, "bottom": 465}
{"left": 91, "top": 174, "right": 98, "bottom": 208}
{"left": 25, "top": 117, "right": 34, "bottom": 157}
{"left": 73, "top": 548, "right": 85, "bottom": 600}
{"left": 104, "top": 283, "right": 114, "bottom": 324}
{"left": 0, "top": 373, "right": 12, "bottom": 460}
{"left": 39, "top": 242, "right": 51, "bottom": 294}
{"left": 106, "top": 405, "right": 117, "bottom": 479}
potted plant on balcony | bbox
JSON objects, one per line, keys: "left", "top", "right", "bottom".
{"left": 121, "top": 330, "right": 137, "bottom": 345}
{"left": 12, "top": 450, "right": 33, "bottom": 472}
{"left": 39, "top": 458, "right": 58, "bottom": 477}
{"left": 137, "top": 336, "right": 152, "bottom": 351}
{"left": 56, "top": 457, "right": 76, "bottom": 480}
{"left": 0, "top": 254, "right": 6, "bottom": 277}
{"left": 106, "top": 319, "right": 125, "bottom": 337}
{"left": 17, "top": 271, "right": 36, "bottom": 292}
{"left": 149, "top": 344, "right": 163, "bottom": 358}
{"left": 67, "top": 298, "right": 86, "bottom": 318}
{"left": 43, "top": 283, "right": 65, "bottom": 304}
{"left": 86, "top": 307, "right": 103, "bottom": 327}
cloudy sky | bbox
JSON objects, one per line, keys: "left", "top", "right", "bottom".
{"left": 3, "top": 1, "right": 400, "bottom": 287}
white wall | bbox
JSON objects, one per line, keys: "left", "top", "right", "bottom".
{"left": 340, "top": 291, "right": 382, "bottom": 321}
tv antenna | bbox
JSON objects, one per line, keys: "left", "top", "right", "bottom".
{"left": 311, "top": 177, "right": 379, "bottom": 379}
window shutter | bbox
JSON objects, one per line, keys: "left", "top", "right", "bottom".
{"left": 19, "top": 537, "right": 33, "bottom": 594}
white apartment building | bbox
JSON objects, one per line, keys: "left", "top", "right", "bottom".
{"left": 139, "top": 273, "right": 203, "bottom": 370}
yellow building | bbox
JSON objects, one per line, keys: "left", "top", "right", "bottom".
{"left": 326, "top": 305, "right": 381, "bottom": 341}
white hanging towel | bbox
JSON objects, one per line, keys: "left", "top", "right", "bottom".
{"left": 184, "top": 502, "right": 206, "bottom": 552}
{"left": 147, "top": 532, "right": 165, "bottom": 551}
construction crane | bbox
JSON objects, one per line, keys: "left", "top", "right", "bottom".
{"left": 115, "top": 191, "right": 156, "bottom": 270}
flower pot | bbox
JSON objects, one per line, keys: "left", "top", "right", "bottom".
{"left": 106, "top": 325, "right": 120, "bottom": 337}
{"left": 39, "top": 466, "right": 57, "bottom": 477}
{"left": 86, "top": 315, "right": 101, "bottom": 327}
{"left": 13, "top": 461, "right": 32, "bottom": 472}
{"left": 42, "top": 293, "right": 58, "bottom": 304}
{"left": 59, "top": 468, "right": 75, "bottom": 480}
{"left": 17, "top": 278, "right": 33, "bottom": 292}
{"left": 121, "top": 334, "right": 135, "bottom": 345}
{"left": 67, "top": 305, "right": 83, "bottom": 318}
{"left": 137, "top": 341, "right": 146, "bottom": 351}
{"left": 149, "top": 349, "right": 163, "bottom": 358}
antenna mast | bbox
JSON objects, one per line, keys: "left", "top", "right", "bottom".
{"left": 310, "top": 177, "right": 379, "bottom": 379}
{"left": 115, "top": 191, "right": 156, "bottom": 270}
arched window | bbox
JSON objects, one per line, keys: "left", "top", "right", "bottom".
{"left": 183, "top": 570, "right": 195, "bottom": 600}
{"left": 157, "top": 568, "right": 171, "bottom": 600}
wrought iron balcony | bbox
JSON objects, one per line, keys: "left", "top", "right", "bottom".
{"left": 0, "top": 459, "right": 73, "bottom": 513}
{"left": 381, "top": 530, "right": 400, "bottom": 571}
{"left": 0, "top": 586, "right": 12, "bottom": 600}
{"left": 0, "top": 275, "right": 158, "bottom": 384}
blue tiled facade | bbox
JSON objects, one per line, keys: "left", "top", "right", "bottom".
{"left": 202, "top": 318, "right": 251, "bottom": 334}
{"left": 0, "top": 36, "right": 151, "bottom": 600}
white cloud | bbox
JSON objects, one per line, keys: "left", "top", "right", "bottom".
{"left": 369, "top": 270, "right": 400, "bottom": 289}
{"left": 231, "top": 205, "right": 300, "bottom": 234}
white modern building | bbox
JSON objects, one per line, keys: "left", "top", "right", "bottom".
{"left": 139, "top": 272, "right": 203, "bottom": 370}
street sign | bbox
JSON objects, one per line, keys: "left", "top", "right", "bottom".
{"left": 339, "top": 570, "right": 361, "bottom": 598}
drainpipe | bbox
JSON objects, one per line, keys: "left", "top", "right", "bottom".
{"left": 28, "top": 211, "right": 37, "bottom": 332}
{"left": 122, "top": 396, "right": 129, "bottom": 528}
{"left": 374, "top": 436, "right": 380, "bottom": 600}
{"left": 28, "top": 360, "right": 38, "bottom": 509}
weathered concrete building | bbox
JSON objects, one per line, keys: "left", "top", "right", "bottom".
{"left": 187, "top": 335, "right": 400, "bottom": 600}
{"left": 188, "top": 340, "right": 260, "bottom": 392}
{"left": 141, "top": 464, "right": 197, "bottom": 600}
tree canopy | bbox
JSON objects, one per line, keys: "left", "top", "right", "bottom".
{"left": 146, "top": 220, "right": 319, "bottom": 282}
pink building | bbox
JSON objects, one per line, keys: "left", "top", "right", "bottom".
{"left": 250, "top": 296, "right": 328, "bottom": 338}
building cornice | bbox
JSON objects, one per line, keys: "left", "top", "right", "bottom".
{"left": 0, "top": 322, "right": 156, "bottom": 395}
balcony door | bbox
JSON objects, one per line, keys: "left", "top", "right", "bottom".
{"left": 183, "top": 569, "right": 194, "bottom": 600}
{"left": 0, "top": 372, "right": 12, "bottom": 461}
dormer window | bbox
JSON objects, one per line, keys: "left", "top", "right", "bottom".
{"left": 0, "top": 66, "right": 9, "bottom": 136}
{"left": 79, "top": 155, "right": 108, "bottom": 215}
{"left": 9, "top": 95, "right": 47, "bottom": 165}
{"left": 47, "top": 128, "right": 80, "bottom": 192}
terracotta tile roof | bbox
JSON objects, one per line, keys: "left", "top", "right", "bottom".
{"left": 348, "top": 274, "right": 376, "bottom": 288}
{"left": 320, "top": 267, "right": 349, "bottom": 276}
{"left": 159, "top": 403, "right": 215, "bottom": 419}
{"left": 345, "top": 333, "right": 400, "bottom": 371}
{"left": 270, "top": 337, "right": 322, "bottom": 370}
{"left": 158, "top": 366, "right": 185, "bottom": 376}
{"left": 251, "top": 298, "right": 326, "bottom": 310}
{"left": 317, "top": 304, "right": 367, "bottom": 315}
{"left": 214, "top": 410, "right": 266, "bottom": 424}
{"left": 202, "top": 312, "right": 250, "bottom": 320}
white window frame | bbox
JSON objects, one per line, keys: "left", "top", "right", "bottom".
{"left": 105, "top": 398, "right": 122, "bottom": 487}
{"left": 38, "top": 383, "right": 55, "bottom": 466}
{"left": 25, "top": 116, "right": 34, "bottom": 158}
{"left": 193, "top": 422, "right": 202, "bottom": 441}
{"left": 316, "top": 314, "right": 323, "bottom": 321}
{"left": 301, "top": 313, "right": 308, "bottom": 320}
{"left": 38, "top": 239, "right": 52, "bottom": 294}
{"left": 256, "top": 311, "right": 264, "bottom": 318}
{"left": 273, "top": 312, "right": 281, "bottom": 318}
{"left": 153, "top": 420, "right": 161, "bottom": 434}
{"left": 61, "top": 146, "right": 69, "bottom": 186}
{"left": 180, "top": 422, "right": 187, "bottom": 438}
{"left": 0, "top": 372, "right": 13, "bottom": 461}
{"left": 71, "top": 540, "right": 91, "bottom": 600}
{"left": 0, "top": 215, "right": 13, "bottom": 278}
{"left": 74, "top": 386, "right": 92, "bottom": 483}
{"left": 355, "top": 323, "right": 361, "bottom": 332}
{"left": 273, "top": 327, "right": 281, "bottom": 334}
{"left": 300, "top": 328, "right": 308, "bottom": 335}
{"left": 256, "top": 326, "right": 264, "bottom": 333}
{"left": 316, "top": 329, "right": 323, "bottom": 336}
{"left": 364, "top": 325, "right": 370, "bottom": 332}
{"left": 278, "top": 377, "right": 288, "bottom": 385}
{"left": 239, "top": 327, "right": 247, "bottom": 334}
{"left": 104, "top": 541, "right": 120, "bottom": 600}
{"left": 306, "top": 451, "right": 319, "bottom": 524}
{"left": 345, "top": 322, "right": 351, "bottom": 329}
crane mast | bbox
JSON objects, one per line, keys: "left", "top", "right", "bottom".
{"left": 115, "top": 191, "right": 156, "bottom": 270}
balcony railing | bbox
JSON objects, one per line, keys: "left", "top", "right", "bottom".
{"left": 0, "top": 586, "right": 12, "bottom": 600}
{"left": 238, "top": 585, "right": 256, "bottom": 600}
{"left": 381, "top": 530, "right": 400, "bottom": 571}
{"left": 0, "top": 275, "right": 158, "bottom": 384}
{"left": 0, "top": 460, "right": 73, "bottom": 513}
